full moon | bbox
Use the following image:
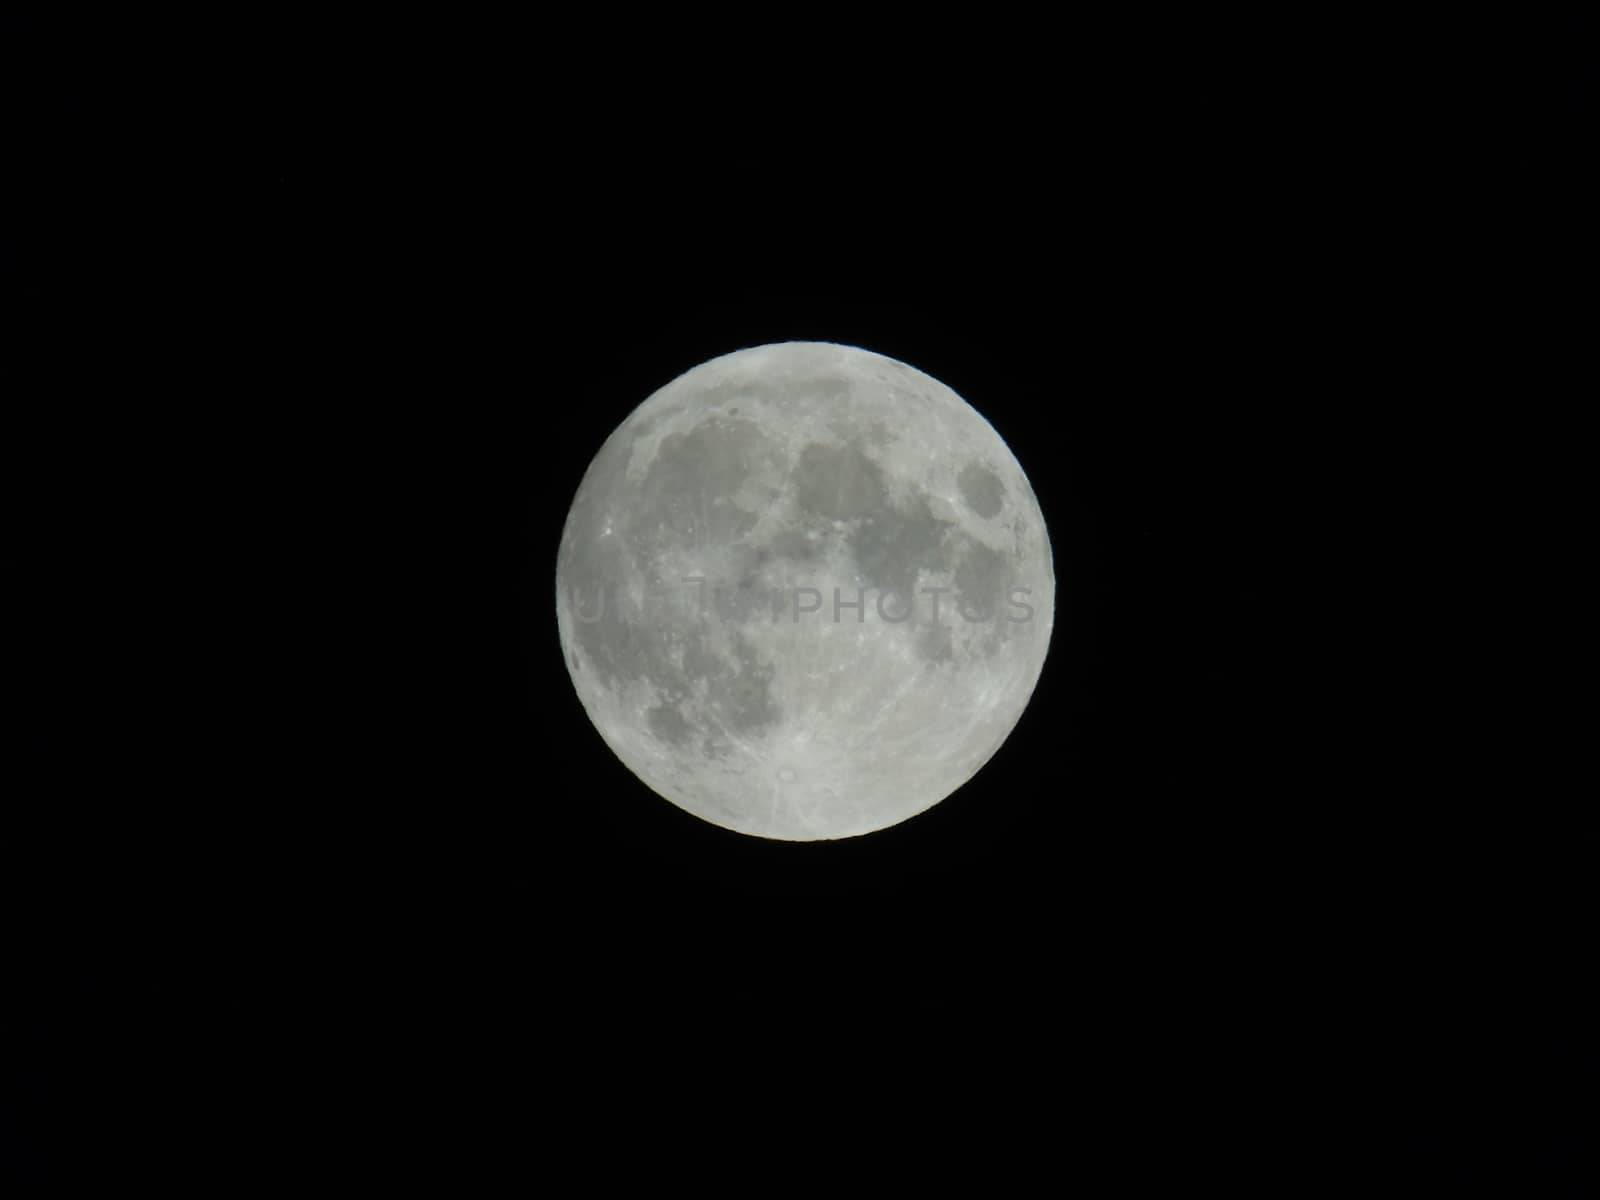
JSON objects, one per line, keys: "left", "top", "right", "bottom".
{"left": 556, "top": 342, "right": 1054, "bottom": 840}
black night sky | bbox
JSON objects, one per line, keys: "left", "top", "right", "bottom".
{"left": 6, "top": 15, "right": 1592, "bottom": 1190}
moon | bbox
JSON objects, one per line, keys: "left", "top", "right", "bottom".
{"left": 555, "top": 342, "right": 1054, "bottom": 840}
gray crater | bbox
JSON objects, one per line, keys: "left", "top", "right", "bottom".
{"left": 647, "top": 703, "right": 694, "bottom": 747}
{"left": 631, "top": 416, "right": 770, "bottom": 548}
{"left": 793, "top": 442, "right": 887, "bottom": 521}
{"left": 710, "top": 634, "right": 781, "bottom": 735}
{"left": 958, "top": 462, "right": 1006, "bottom": 519}
{"left": 849, "top": 497, "right": 955, "bottom": 602}
{"left": 954, "top": 542, "right": 1009, "bottom": 620}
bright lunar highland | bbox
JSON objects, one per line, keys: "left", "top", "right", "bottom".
{"left": 555, "top": 342, "right": 1054, "bottom": 840}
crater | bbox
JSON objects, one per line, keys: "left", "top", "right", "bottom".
{"left": 563, "top": 551, "right": 722, "bottom": 702}
{"left": 954, "top": 542, "right": 1009, "bottom": 621}
{"left": 648, "top": 703, "right": 694, "bottom": 746}
{"left": 849, "top": 495, "right": 955, "bottom": 602}
{"left": 793, "top": 441, "right": 886, "bottom": 520}
{"left": 766, "top": 526, "right": 824, "bottom": 565}
{"left": 708, "top": 633, "right": 781, "bottom": 736}
{"left": 631, "top": 416, "right": 773, "bottom": 547}
{"left": 917, "top": 623, "right": 955, "bottom": 664}
{"left": 958, "top": 462, "right": 1006, "bottom": 519}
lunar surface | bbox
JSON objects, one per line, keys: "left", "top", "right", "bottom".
{"left": 555, "top": 342, "right": 1054, "bottom": 840}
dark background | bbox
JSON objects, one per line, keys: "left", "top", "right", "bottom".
{"left": 7, "top": 15, "right": 1593, "bottom": 1190}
